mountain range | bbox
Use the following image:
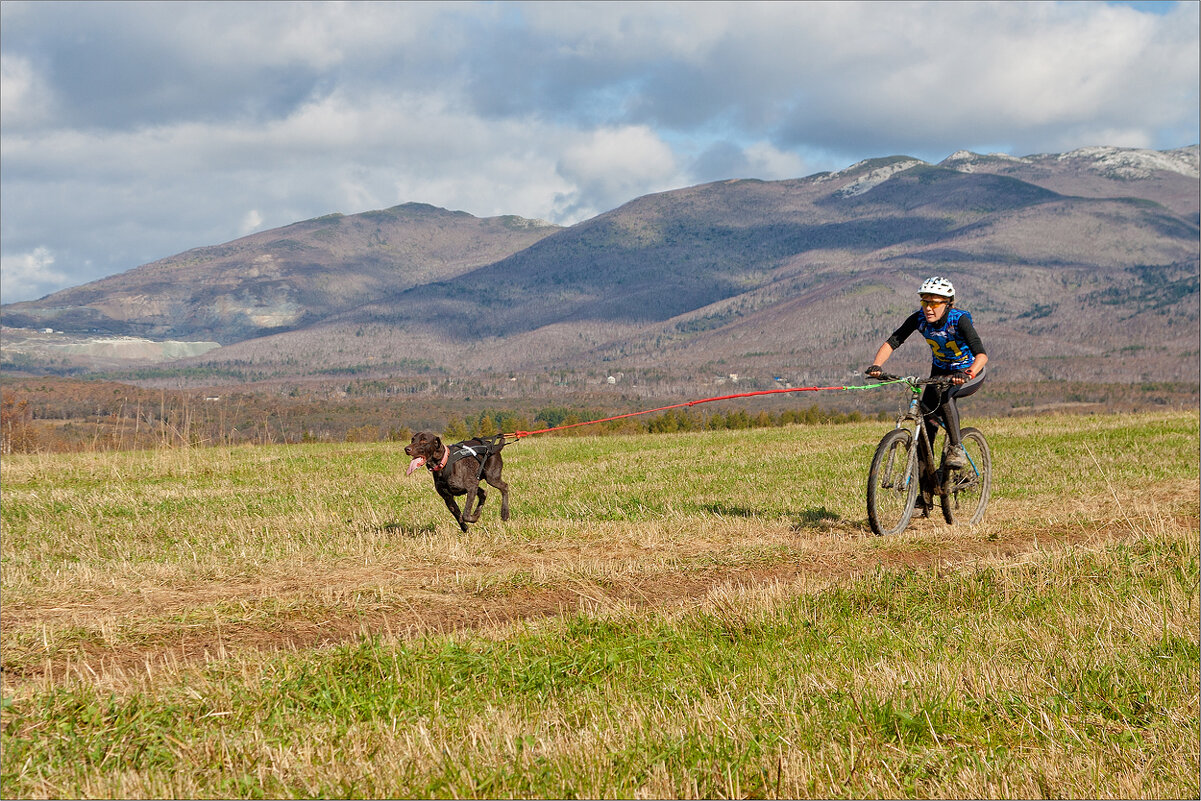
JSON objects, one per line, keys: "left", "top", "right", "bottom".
{"left": 3, "top": 145, "right": 1198, "bottom": 393}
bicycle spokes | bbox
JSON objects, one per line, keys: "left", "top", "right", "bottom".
{"left": 867, "top": 428, "right": 919, "bottom": 536}
{"left": 941, "top": 427, "right": 991, "bottom": 525}
{"left": 882, "top": 440, "right": 910, "bottom": 489}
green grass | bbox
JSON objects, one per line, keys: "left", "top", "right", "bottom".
{"left": 1, "top": 410, "right": 1198, "bottom": 798}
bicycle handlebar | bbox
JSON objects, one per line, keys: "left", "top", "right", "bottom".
{"left": 868, "top": 372, "right": 957, "bottom": 387}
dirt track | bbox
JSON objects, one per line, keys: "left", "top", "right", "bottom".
{"left": 7, "top": 486, "right": 1193, "bottom": 689}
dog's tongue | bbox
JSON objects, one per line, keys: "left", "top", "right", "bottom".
{"left": 405, "top": 456, "right": 426, "bottom": 476}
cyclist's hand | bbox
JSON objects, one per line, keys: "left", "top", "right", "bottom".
{"left": 866, "top": 365, "right": 883, "bottom": 379}
{"left": 951, "top": 370, "right": 971, "bottom": 385}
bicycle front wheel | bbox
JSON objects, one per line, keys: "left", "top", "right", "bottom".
{"left": 867, "top": 428, "right": 919, "bottom": 536}
{"left": 941, "top": 427, "right": 991, "bottom": 525}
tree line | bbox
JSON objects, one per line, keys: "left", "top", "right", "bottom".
{"left": 437, "top": 404, "right": 876, "bottom": 442}
{"left": 4, "top": 373, "right": 1193, "bottom": 455}
{"left": 0, "top": 385, "right": 880, "bottom": 455}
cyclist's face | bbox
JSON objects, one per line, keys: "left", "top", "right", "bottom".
{"left": 920, "top": 295, "right": 949, "bottom": 322}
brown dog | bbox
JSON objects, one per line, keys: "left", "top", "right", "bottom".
{"left": 404, "top": 432, "right": 510, "bottom": 531}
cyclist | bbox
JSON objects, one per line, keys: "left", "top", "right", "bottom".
{"left": 865, "top": 276, "right": 988, "bottom": 469}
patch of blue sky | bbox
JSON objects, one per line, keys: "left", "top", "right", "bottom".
{"left": 1104, "top": 0, "right": 1187, "bottom": 13}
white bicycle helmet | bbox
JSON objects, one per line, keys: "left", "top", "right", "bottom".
{"left": 918, "top": 276, "right": 955, "bottom": 300}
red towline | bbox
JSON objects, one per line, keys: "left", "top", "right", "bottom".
{"left": 502, "top": 383, "right": 867, "bottom": 440}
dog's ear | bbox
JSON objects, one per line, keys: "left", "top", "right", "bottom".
{"left": 432, "top": 435, "right": 442, "bottom": 449}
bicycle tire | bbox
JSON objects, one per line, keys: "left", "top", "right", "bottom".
{"left": 940, "top": 427, "right": 991, "bottom": 525}
{"left": 867, "top": 428, "right": 919, "bottom": 536}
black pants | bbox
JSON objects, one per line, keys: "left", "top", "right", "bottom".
{"left": 921, "top": 366, "right": 986, "bottom": 448}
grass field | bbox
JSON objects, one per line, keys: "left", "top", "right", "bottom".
{"left": 1, "top": 409, "right": 1198, "bottom": 799}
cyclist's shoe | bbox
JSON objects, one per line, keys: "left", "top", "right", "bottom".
{"left": 914, "top": 496, "right": 930, "bottom": 518}
{"left": 945, "top": 445, "right": 969, "bottom": 470}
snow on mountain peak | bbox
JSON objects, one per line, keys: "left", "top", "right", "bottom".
{"left": 833, "top": 159, "right": 927, "bottom": 196}
{"left": 941, "top": 151, "right": 1028, "bottom": 173}
{"left": 1056, "top": 145, "right": 1199, "bottom": 179}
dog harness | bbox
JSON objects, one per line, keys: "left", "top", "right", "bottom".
{"left": 428, "top": 435, "right": 507, "bottom": 477}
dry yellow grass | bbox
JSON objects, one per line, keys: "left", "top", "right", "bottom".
{"left": 2, "top": 411, "right": 1197, "bottom": 798}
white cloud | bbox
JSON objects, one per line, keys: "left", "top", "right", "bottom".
{"left": 0, "top": 54, "right": 54, "bottom": 129}
{"left": 0, "top": 88, "right": 589, "bottom": 301}
{"left": 741, "top": 141, "right": 807, "bottom": 180}
{"left": 0, "top": 0, "right": 1195, "bottom": 303}
{"left": 238, "top": 210, "right": 264, "bottom": 236}
{"left": 1, "top": 247, "right": 66, "bottom": 303}
{"left": 757, "top": 2, "right": 1198, "bottom": 157}
{"left": 555, "top": 126, "right": 683, "bottom": 217}
{"left": 191, "top": 1, "right": 474, "bottom": 74}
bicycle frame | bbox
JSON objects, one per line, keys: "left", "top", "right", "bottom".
{"left": 889, "top": 374, "right": 953, "bottom": 498}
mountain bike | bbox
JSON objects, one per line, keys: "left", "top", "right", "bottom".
{"left": 866, "top": 373, "right": 991, "bottom": 536}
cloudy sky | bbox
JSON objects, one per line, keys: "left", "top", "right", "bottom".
{"left": 2, "top": 1, "right": 1197, "bottom": 303}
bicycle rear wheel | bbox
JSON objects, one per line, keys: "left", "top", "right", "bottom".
{"left": 941, "top": 427, "right": 991, "bottom": 525}
{"left": 867, "top": 428, "right": 919, "bottom": 536}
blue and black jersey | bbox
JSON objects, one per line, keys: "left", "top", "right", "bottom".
{"left": 885, "top": 308, "right": 985, "bottom": 372}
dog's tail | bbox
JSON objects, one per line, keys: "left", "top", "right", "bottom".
{"left": 481, "top": 433, "right": 510, "bottom": 453}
